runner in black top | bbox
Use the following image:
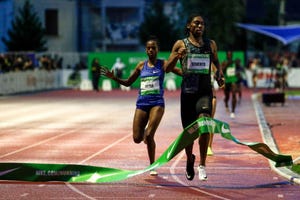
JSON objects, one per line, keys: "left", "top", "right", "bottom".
{"left": 165, "top": 13, "right": 224, "bottom": 181}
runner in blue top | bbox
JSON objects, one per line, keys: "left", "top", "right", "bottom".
{"left": 101, "top": 36, "right": 181, "bottom": 176}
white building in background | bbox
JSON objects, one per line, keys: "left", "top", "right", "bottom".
{"left": 0, "top": 0, "right": 147, "bottom": 52}
{"left": 19, "top": 0, "right": 78, "bottom": 52}
{"left": 0, "top": 0, "right": 78, "bottom": 52}
{"left": 79, "top": 0, "right": 145, "bottom": 52}
{"left": 0, "top": 0, "right": 181, "bottom": 53}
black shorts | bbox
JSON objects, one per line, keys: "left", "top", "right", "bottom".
{"left": 180, "top": 92, "right": 212, "bottom": 128}
{"left": 225, "top": 82, "right": 237, "bottom": 93}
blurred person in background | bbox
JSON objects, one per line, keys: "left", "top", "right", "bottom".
{"left": 91, "top": 58, "right": 102, "bottom": 92}
{"left": 112, "top": 57, "right": 126, "bottom": 89}
{"left": 235, "top": 58, "right": 247, "bottom": 104}
{"left": 222, "top": 51, "right": 238, "bottom": 119}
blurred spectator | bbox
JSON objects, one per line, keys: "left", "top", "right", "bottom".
{"left": 67, "top": 67, "right": 81, "bottom": 89}
{"left": 111, "top": 57, "right": 126, "bottom": 88}
{"left": 290, "top": 53, "right": 299, "bottom": 68}
{"left": 91, "top": 58, "right": 102, "bottom": 92}
{"left": 274, "top": 56, "right": 289, "bottom": 91}
{"left": 249, "top": 57, "right": 261, "bottom": 89}
{"left": 235, "top": 58, "right": 247, "bottom": 103}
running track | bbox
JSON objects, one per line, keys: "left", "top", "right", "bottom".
{"left": 0, "top": 88, "right": 299, "bottom": 200}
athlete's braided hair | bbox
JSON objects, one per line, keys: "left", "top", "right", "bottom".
{"left": 184, "top": 13, "right": 206, "bottom": 36}
{"left": 146, "top": 35, "right": 160, "bottom": 49}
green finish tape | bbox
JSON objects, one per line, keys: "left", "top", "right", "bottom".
{"left": 0, "top": 117, "right": 293, "bottom": 183}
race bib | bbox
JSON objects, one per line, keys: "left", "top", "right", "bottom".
{"left": 140, "top": 76, "right": 160, "bottom": 95}
{"left": 187, "top": 53, "right": 210, "bottom": 74}
{"left": 226, "top": 66, "right": 236, "bottom": 77}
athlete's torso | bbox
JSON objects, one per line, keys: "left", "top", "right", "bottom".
{"left": 224, "top": 60, "right": 238, "bottom": 83}
{"left": 180, "top": 38, "right": 212, "bottom": 94}
{"left": 136, "top": 59, "right": 165, "bottom": 106}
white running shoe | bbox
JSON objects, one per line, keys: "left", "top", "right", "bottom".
{"left": 150, "top": 170, "right": 158, "bottom": 176}
{"left": 230, "top": 112, "right": 235, "bottom": 119}
{"left": 198, "top": 165, "right": 207, "bottom": 181}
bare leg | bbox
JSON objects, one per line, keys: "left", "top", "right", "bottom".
{"left": 208, "top": 95, "right": 216, "bottom": 155}
{"left": 208, "top": 95, "right": 216, "bottom": 149}
{"left": 224, "top": 89, "right": 230, "bottom": 113}
{"left": 231, "top": 83, "right": 237, "bottom": 113}
{"left": 199, "top": 133, "right": 209, "bottom": 166}
{"left": 185, "top": 143, "right": 194, "bottom": 162}
{"left": 143, "top": 106, "right": 164, "bottom": 164}
{"left": 132, "top": 109, "right": 148, "bottom": 144}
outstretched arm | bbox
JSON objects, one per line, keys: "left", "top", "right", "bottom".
{"left": 101, "top": 62, "right": 142, "bottom": 87}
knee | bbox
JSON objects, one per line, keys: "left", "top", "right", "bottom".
{"left": 144, "top": 134, "right": 155, "bottom": 143}
{"left": 133, "top": 135, "right": 143, "bottom": 143}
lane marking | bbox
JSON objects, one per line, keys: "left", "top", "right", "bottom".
{"left": 79, "top": 133, "right": 132, "bottom": 164}
{"left": 65, "top": 183, "right": 97, "bottom": 200}
{"left": 252, "top": 93, "right": 300, "bottom": 185}
{"left": 0, "top": 129, "right": 78, "bottom": 158}
{"left": 67, "top": 132, "right": 131, "bottom": 198}
{"left": 170, "top": 152, "right": 231, "bottom": 200}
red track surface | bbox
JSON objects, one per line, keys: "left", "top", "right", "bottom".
{"left": 0, "top": 88, "right": 299, "bottom": 200}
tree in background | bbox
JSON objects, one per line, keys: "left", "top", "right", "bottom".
{"left": 139, "top": 0, "right": 180, "bottom": 51}
{"left": 2, "top": 0, "right": 47, "bottom": 52}
{"left": 179, "top": 0, "right": 245, "bottom": 51}
{"left": 248, "top": 0, "right": 281, "bottom": 51}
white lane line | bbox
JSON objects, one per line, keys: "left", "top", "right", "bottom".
{"left": 65, "top": 183, "right": 97, "bottom": 200}
{"left": 0, "top": 129, "right": 77, "bottom": 158}
{"left": 78, "top": 133, "right": 132, "bottom": 164}
{"left": 67, "top": 131, "right": 131, "bottom": 199}
{"left": 170, "top": 152, "right": 231, "bottom": 200}
{"left": 0, "top": 98, "right": 122, "bottom": 129}
{"left": 252, "top": 93, "right": 300, "bottom": 185}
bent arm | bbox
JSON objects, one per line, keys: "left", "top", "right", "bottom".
{"left": 210, "top": 40, "right": 225, "bottom": 88}
{"left": 210, "top": 40, "right": 221, "bottom": 74}
{"left": 171, "top": 67, "right": 183, "bottom": 76}
{"left": 165, "top": 40, "right": 186, "bottom": 73}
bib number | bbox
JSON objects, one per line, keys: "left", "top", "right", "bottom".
{"left": 141, "top": 76, "right": 160, "bottom": 95}
{"left": 187, "top": 54, "right": 210, "bottom": 74}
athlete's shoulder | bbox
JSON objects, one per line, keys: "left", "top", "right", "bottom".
{"left": 157, "top": 59, "right": 164, "bottom": 64}
{"left": 207, "top": 39, "right": 218, "bottom": 52}
{"left": 175, "top": 39, "right": 185, "bottom": 46}
{"left": 208, "top": 39, "right": 217, "bottom": 46}
{"left": 136, "top": 61, "right": 145, "bottom": 71}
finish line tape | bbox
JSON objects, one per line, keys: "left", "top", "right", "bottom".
{"left": 0, "top": 117, "right": 293, "bottom": 183}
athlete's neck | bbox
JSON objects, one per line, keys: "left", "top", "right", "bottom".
{"left": 188, "top": 36, "right": 203, "bottom": 47}
{"left": 148, "top": 58, "right": 157, "bottom": 67}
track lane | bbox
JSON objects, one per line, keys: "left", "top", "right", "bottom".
{"left": 0, "top": 89, "right": 299, "bottom": 200}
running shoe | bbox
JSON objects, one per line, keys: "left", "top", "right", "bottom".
{"left": 198, "top": 165, "right": 207, "bottom": 181}
{"left": 185, "top": 154, "right": 195, "bottom": 181}
{"left": 230, "top": 112, "right": 235, "bottom": 119}
{"left": 150, "top": 170, "right": 158, "bottom": 176}
{"left": 225, "top": 106, "right": 230, "bottom": 113}
{"left": 207, "top": 147, "right": 214, "bottom": 156}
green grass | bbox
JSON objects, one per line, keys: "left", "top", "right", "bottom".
{"left": 285, "top": 90, "right": 300, "bottom": 175}
{"left": 282, "top": 90, "right": 300, "bottom": 175}
{"left": 285, "top": 90, "right": 300, "bottom": 96}
{"left": 291, "top": 164, "right": 300, "bottom": 175}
